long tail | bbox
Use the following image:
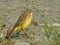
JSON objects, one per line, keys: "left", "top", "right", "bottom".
{"left": 6, "top": 28, "right": 15, "bottom": 39}
{"left": 6, "top": 26, "right": 21, "bottom": 39}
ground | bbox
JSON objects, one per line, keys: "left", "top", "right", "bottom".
{"left": 0, "top": 0, "right": 60, "bottom": 45}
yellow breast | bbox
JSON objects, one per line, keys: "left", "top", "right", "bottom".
{"left": 21, "top": 14, "right": 32, "bottom": 29}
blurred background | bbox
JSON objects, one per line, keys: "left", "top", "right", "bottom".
{"left": 0, "top": 0, "right": 60, "bottom": 45}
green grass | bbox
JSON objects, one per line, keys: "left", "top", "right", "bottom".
{"left": 31, "top": 3, "right": 60, "bottom": 45}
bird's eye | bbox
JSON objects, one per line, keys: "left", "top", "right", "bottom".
{"left": 28, "top": 11, "right": 31, "bottom": 13}
{"left": 25, "top": 10, "right": 32, "bottom": 14}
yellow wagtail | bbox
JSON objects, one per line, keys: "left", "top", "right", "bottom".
{"left": 6, "top": 9, "right": 33, "bottom": 39}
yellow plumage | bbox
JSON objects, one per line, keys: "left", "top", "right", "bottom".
{"left": 6, "top": 10, "right": 32, "bottom": 39}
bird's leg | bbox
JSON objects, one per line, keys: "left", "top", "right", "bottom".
{"left": 20, "top": 29, "right": 29, "bottom": 38}
{"left": 15, "top": 29, "right": 29, "bottom": 38}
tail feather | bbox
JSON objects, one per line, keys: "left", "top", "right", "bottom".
{"left": 6, "top": 29, "right": 14, "bottom": 39}
{"left": 6, "top": 26, "right": 21, "bottom": 39}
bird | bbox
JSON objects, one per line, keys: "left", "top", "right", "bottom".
{"left": 6, "top": 9, "right": 33, "bottom": 39}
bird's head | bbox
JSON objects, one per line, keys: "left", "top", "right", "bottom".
{"left": 24, "top": 10, "right": 32, "bottom": 16}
